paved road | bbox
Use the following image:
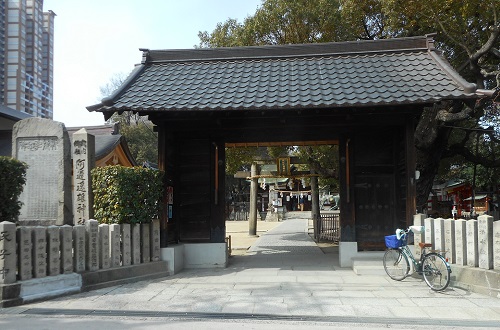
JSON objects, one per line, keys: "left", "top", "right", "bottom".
{"left": 1, "top": 217, "right": 500, "bottom": 329}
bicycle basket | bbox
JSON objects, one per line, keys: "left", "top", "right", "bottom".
{"left": 385, "top": 234, "right": 404, "bottom": 248}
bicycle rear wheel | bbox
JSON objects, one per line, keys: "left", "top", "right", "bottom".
{"left": 383, "top": 249, "right": 410, "bottom": 281}
{"left": 422, "top": 253, "right": 451, "bottom": 291}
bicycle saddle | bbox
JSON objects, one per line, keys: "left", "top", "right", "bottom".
{"left": 419, "top": 242, "right": 432, "bottom": 248}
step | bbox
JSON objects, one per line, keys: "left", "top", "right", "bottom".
{"left": 352, "top": 257, "right": 385, "bottom": 275}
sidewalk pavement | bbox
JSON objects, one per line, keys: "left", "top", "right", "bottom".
{"left": 2, "top": 214, "right": 500, "bottom": 328}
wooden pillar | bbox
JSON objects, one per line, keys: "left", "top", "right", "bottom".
{"left": 405, "top": 117, "right": 417, "bottom": 228}
{"left": 157, "top": 123, "right": 168, "bottom": 247}
{"left": 310, "top": 171, "right": 320, "bottom": 243}
{"left": 339, "top": 134, "right": 355, "bottom": 241}
{"left": 211, "top": 138, "right": 226, "bottom": 243}
{"left": 249, "top": 163, "right": 258, "bottom": 236}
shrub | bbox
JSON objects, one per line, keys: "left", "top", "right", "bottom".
{"left": 0, "top": 156, "right": 28, "bottom": 223}
{"left": 92, "top": 165, "right": 164, "bottom": 224}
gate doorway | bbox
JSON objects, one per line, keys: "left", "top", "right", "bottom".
{"left": 224, "top": 143, "right": 340, "bottom": 247}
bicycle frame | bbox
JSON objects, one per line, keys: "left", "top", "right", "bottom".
{"left": 399, "top": 242, "right": 424, "bottom": 274}
{"left": 397, "top": 228, "right": 450, "bottom": 275}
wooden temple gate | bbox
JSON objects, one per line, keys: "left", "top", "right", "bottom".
{"left": 88, "top": 36, "right": 479, "bottom": 265}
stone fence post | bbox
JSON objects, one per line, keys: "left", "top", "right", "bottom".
{"left": 494, "top": 220, "right": 500, "bottom": 269}
{"left": 466, "top": 220, "right": 479, "bottom": 267}
{"left": 0, "top": 222, "right": 16, "bottom": 284}
{"left": 86, "top": 220, "right": 99, "bottom": 271}
{"left": 455, "top": 219, "right": 467, "bottom": 266}
{"left": 17, "top": 226, "right": 33, "bottom": 280}
{"left": 478, "top": 215, "right": 493, "bottom": 270}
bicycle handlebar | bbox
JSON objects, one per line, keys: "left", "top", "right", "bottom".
{"left": 395, "top": 226, "right": 424, "bottom": 240}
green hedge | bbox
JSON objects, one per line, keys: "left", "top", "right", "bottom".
{"left": 0, "top": 156, "right": 28, "bottom": 223}
{"left": 92, "top": 166, "right": 164, "bottom": 224}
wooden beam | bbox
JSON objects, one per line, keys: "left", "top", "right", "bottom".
{"left": 225, "top": 140, "right": 338, "bottom": 147}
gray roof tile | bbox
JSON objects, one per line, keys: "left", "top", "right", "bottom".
{"left": 88, "top": 36, "right": 477, "bottom": 114}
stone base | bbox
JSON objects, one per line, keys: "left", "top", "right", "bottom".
{"left": 0, "top": 282, "right": 22, "bottom": 308}
{"left": 339, "top": 241, "right": 358, "bottom": 267}
{"left": 161, "top": 245, "right": 185, "bottom": 275}
{"left": 81, "top": 261, "right": 168, "bottom": 292}
{"left": 20, "top": 273, "right": 81, "bottom": 303}
{"left": 450, "top": 264, "right": 500, "bottom": 298}
{"left": 161, "top": 243, "right": 228, "bottom": 274}
{"left": 0, "top": 262, "right": 169, "bottom": 307}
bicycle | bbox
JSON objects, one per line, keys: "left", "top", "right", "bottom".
{"left": 383, "top": 226, "right": 452, "bottom": 291}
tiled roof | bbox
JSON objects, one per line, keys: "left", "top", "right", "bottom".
{"left": 88, "top": 36, "right": 477, "bottom": 114}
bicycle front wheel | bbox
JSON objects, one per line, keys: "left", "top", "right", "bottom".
{"left": 422, "top": 253, "right": 451, "bottom": 291}
{"left": 383, "top": 249, "right": 410, "bottom": 281}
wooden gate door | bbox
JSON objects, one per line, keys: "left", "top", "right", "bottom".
{"left": 354, "top": 174, "right": 395, "bottom": 250}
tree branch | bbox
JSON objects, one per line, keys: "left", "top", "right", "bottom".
{"left": 446, "top": 143, "right": 500, "bottom": 167}
{"left": 470, "top": 25, "right": 500, "bottom": 62}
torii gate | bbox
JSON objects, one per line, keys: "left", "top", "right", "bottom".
{"left": 243, "top": 157, "right": 322, "bottom": 240}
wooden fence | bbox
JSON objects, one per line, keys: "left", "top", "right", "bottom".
{"left": 0, "top": 219, "right": 161, "bottom": 285}
{"left": 319, "top": 213, "right": 341, "bottom": 242}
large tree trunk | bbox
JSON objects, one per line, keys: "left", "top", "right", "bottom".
{"left": 414, "top": 104, "right": 453, "bottom": 212}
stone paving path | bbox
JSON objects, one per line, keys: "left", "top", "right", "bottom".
{"left": 248, "top": 217, "right": 324, "bottom": 255}
{"left": 2, "top": 217, "right": 500, "bottom": 328}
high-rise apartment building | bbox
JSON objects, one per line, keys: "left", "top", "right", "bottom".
{"left": 0, "top": 0, "right": 55, "bottom": 118}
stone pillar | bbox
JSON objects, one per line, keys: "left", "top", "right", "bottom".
{"left": 99, "top": 224, "right": 111, "bottom": 269}
{"left": 150, "top": 219, "right": 161, "bottom": 261}
{"left": 32, "top": 226, "right": 47, "bottom": 278}
{"left": 46, "top": 226, "right": 61, "bottom": 276}
{"left": 60, "top": 225, "right": 73, "bottom": 274}
{"left": 141, "top": 223, "right": 150, "bottom": 263}
{"left": 455, "top": 219, "right": 467, "bottom": 266}
{"left": 466, "top": 220, "right": 478, "bottom": 267}
{"left": 413, "top": 214, "right": 425, "bottom": 259}
{"left": 249, "top": 163, "right": 258, "bottom": 236}
{"left": 86, "top": 219, "right": 99, "bottom": 271}
{"left": 121, "top": 224, "right": 131, "bottom": 266}
{"left": 424, "top": 217, "right": 434, "bottom": 246}
{"left": 0, "top": 222, "right": 16, "bottom": 284}
{"left": 109, "top": 224, "right": 121, "bottom": 267}
{"left": 12, "top": 118, "right": 72, "bottom": 226}
{"left": 444, "top": 219, "right": 455, "bottom": 264}
{"left": 478, "top": 215, "right": 493, "bottom": 270}
{"left": 433, "top": 218, "right": 445, "bottom": 252}
{"left": 72, "top": 128, "right": 95, "bottom": 225}
{"left": 17, "top": 226, "right": 33, "bottom": 280}
{"left": 73, "top": 225, "right": 86, "bottom": 272}
{"left": 131, "top": 224, "right": 141, "bottom": 265}
{"left": 493, "top": 220, "right": 500, "bottom": 270}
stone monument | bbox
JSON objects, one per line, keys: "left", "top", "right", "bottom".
{"left": 12, "top": 118, "right": 72, "bottom": 226}
{"left": 72, "top": 128, "right": 95, "bottom": 225}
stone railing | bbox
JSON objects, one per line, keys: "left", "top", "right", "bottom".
{"left": 413, "top": 214, "right": 499, "bottom": 270}
{"left": 0, "top": 219, "right": 161, "bottom": 285}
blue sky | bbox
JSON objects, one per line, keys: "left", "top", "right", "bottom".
{"left": 44, "top": 0, "right": 262, "bottom": 127}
